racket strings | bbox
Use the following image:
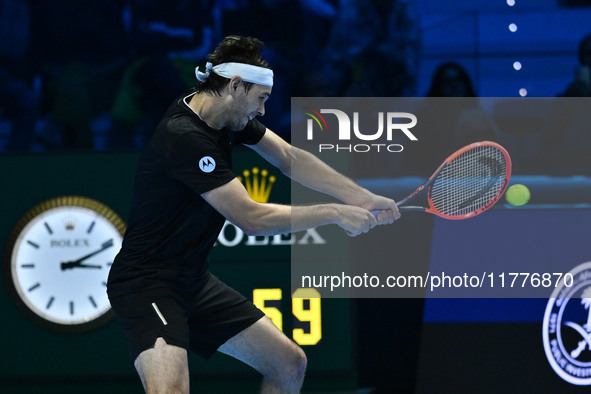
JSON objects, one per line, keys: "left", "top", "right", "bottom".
{"left": 430, "top": 146, "right": 507, "bottom": 217}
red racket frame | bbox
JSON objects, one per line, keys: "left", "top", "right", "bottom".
{"left": 379, "top": 141, "right": 512, "bottom": 220}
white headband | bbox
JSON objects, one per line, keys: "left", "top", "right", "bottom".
{"left": 196, "top": 62, "right": 274, "bottom": 87}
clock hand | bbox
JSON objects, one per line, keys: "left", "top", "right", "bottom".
{"left": 75, "top": 263, "right": 103, "bottom": 269}
{"left": 61, "top": 261, "right": 104, "bottom": 270}
{"left": 61, "top": 239, "right": 114, "bottom": 271}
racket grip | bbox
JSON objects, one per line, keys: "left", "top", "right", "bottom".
{"left": 370, "top": 210, "right": 380, "bottom": 218}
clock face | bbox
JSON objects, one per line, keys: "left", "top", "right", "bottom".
{"left": 5, "top": 196, "right": 125, "bottom": 332}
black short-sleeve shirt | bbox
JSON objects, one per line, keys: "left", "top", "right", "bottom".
{"left": 107, "top": 90, "right": 266, "bottom": 297}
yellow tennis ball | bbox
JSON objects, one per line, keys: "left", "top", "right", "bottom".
{"left": 506, "top": 184, "right": 530, "bottom": 206}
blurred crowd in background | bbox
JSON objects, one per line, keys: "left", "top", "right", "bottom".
{"left": 0, "top": 0, "right": 589, "bottom": 175}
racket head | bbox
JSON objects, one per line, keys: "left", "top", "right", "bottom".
{"left": 425, "top": 141, "right": 512, "bottom": 220}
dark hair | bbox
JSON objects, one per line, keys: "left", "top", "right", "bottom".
{"left": 427, "top": 62, "right": 476, "bottom": 97}
{"left": 197, "top": 36, "right": 271, "bottom": 95}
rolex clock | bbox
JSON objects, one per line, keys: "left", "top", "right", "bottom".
{"left": 4, "top": 196, "right": 125, "bottom": 332}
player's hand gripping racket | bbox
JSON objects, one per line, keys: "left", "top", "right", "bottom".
{"left": 372, "top": 141, "right": 512, "bottom": 220}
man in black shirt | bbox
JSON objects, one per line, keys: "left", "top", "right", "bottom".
{"left": 107, "top": 35, "right": 399, "bottom": 393}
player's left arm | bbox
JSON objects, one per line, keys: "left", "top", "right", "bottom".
{"left": 248, "top": 128, "right": 399, "bottom": 223}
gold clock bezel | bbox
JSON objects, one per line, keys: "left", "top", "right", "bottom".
{"left": 3, "top": 196, "right": 126, "bottom": 333}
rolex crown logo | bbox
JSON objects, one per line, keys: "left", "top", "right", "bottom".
{"left": 238, "top": 167, "right": 276, "bottom": 203}
{"left": 64, "top": 218, "right": 76, "bottom": 231}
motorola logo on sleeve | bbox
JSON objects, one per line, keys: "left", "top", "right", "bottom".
{"left": 199, "top": 156, "right": 216, "bottom": 173}
{"left": 543, "top": 261, "right": 591, "bottom": 386}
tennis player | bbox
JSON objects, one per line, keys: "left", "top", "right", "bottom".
{"left": 107, "top": 35, "right": 399, "bottom": 393}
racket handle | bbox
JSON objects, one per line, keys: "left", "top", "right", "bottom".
{"left": 371, "top": 206, "right": 425, "bottom": 217}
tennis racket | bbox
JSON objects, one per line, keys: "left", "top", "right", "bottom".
{"left": 372, "top": 141, "right": 512, "bottom": 220}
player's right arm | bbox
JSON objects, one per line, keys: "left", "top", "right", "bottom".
{"left": 201, "top": 178, "right": 376, "bottom": 237}
{"left": 248, "top": 128, "right": 399, "bottom": 224}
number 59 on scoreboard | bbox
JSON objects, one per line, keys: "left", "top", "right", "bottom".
{"left": 253, "top": 288, "right": 322, "bottom": 346}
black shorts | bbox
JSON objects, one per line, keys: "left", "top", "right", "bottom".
{"left": 108, "top": 274, "right": 265, "bottom": 361}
